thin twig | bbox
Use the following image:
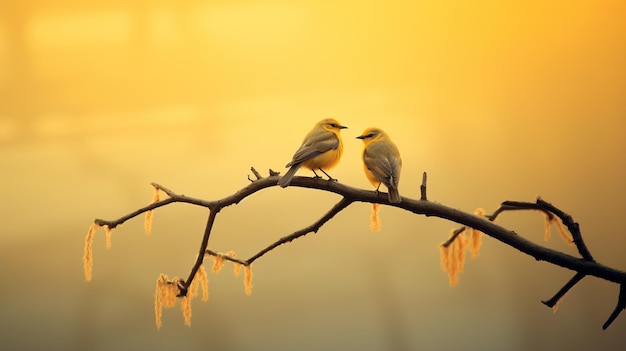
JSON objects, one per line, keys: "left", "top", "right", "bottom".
{"left": 420, "top": 172, "right": 428, "bottom": 201}
{"left": 541, "top": 272, "right": 586, "bottom": 308}
{"left": 488, "top": 201, "right": 554, "bottom": 221}
{"left": 94, "top": 197, "right": 176, "bottom": 229}
{"left": 250, "top": 167, "right": 263, "bottom": 181}
{"left": 603, "top": 283, "right": 626, "bottom": 330}
{"left": 442, "top": 227, "right": 465, "bottom": 247}
{"left": 442, "top": 200, "right": 554, "bottom": 248}
{"left": 151, "top": 182, "right": 177, "bottom": 198}
{"left": 205, "top": 249, "right": 248, "bottom": 266}
{"left": 536, "top": 197, "right": 594, "bottom": 261}
{"left": 246, "top": 197, "right": 353, "bottom": 264}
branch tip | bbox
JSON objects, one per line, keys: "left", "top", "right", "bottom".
{"left": 442, "top": 227, "right": 465, "bottom": 248}
{"left": 151, "top": 183, "right": 176, "bottom": 198}
{"left": 250, "top": 167, "right": 263, "bottom": 181}
{"left": 420, "top": 171, "right": 428, "bottom": 201}
{"left": 603, "top": 283, "right": 626, "bottom": 330}
{"left": 541, "top": 272, "right": 586, "bottom": 309}
{"left": 269, "top": 168, "right": 280, "bottom": 177}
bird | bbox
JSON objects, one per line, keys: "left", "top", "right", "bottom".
{"left": 278, "top": 118, "right": 347, "bottom": 188}
{"left": 357, "top": 127, "right": 402, "bottom": 203}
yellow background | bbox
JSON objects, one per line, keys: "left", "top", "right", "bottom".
{"left": 1, "top": 1, "right": 625, "bottom": 350}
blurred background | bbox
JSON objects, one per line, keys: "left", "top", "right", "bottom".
{"left": 1, "top": 0, "right": 625, "bottom": 350}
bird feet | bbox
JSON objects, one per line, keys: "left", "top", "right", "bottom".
{"left": 312, "top": 169, "right": 337, "bottom": 182}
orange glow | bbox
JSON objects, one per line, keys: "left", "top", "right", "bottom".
{"left": 2, "top": 1, "right": 626, "bottom": 349}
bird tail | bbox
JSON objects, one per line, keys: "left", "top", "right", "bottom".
{"left": 388, "top": 187, "right": 401, "bottom": 203}
{"left": 278, "top": 164, "right": 301, "bottom": 188}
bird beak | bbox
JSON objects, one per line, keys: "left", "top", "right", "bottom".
{"left": 340, "top": 125, "right": 348, "bottom": 129}
{"left": 356, "top": 135, "right": 365, "bottom": 139}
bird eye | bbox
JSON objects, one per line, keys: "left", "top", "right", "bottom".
{"left": 368, "top": 133, "right": 375, "bottom": 138}
{"left": 330, "top": 123, "right": 338, "bottom": 128}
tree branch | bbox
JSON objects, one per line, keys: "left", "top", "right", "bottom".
{"left": 245, "top": 197, "right": 352, "bottom": 264}
{"left": 87, "top": 168, "right": 626, "bottom": 329}
{"left": 604, "top": 283, "right": 626, "bottom": 330}
{"left": 536, "top": 197, "right": 594, "bottom": 261}
{"left": 179, "top": 208, "right": 219, "bottom": 297}
{"left": 541, "top": 272, "right": 586, "bottom": 308}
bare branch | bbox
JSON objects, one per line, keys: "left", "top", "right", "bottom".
{"left": 442, "top": 197, "right": 583, "bottom": 251}
{"left": 88, "top": 171, "right": 626, "bottom": 329}
{"left": 245, "top": 197, "right": 352, "bottom": 264}
{"left": 603, "top": 284, "right": 626, "bottom": 330}
{"left": 542, "top": 272, "right": 586, "bottom": 308}
{"left": 442, "top": 227, "right": 465, "bottom": 248}
{"left": 536, "top": 197, "right": 594, "bottom": 261}
{"left": 205, "top": 249, "right": 248, "bottom": 266}
{"left": 442, "top": 200, "right": 552, "bottom": 249}
{"left": 179, "top": 209, "right": 219, "bottom": 297}
{"left": 151, "top": 182, "right": 178, "bottom": 198}
{"left": 249, "top": 167, "right": 263, "bottom": 181}
{"left": 95, "top": 197, "right": 176, "bottom": 229}
{"left": 487, "top": 200, "right": 554, "bottom": 221}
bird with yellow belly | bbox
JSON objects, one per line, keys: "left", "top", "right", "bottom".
{"left": 278, "top": 118, "right": 347, "bottom": 188}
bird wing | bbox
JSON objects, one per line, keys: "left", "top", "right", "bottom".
{"left": 287, "top": 131, "right": 339, "bottom": 166}
{"left": 363, "top": 143, "right": 400, "bottom": 188}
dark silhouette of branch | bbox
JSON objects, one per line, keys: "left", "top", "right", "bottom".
{"left": 179, "top": 209, "right": 218, "bottom": 297}
{"left": 246, "top": 197, "right": 352, "bottom": 264}
{"left": 536, "top": 197, "right": 594, "bottom": 261}
{"left": 442, "top": 200, "right": 555, "bottom": 248}
{"left": 603, "top": 284, "right": 626, "bottom": 330}
{"left": 87, "top": 167, "right": 626, "bottom": 329}
{"left": 542, "top": 272, "right": 585, "bottom": 308}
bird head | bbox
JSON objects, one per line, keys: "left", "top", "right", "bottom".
{"left": 356, "top": 128, "right": 388, "bottom": 145}
{"left": 318, "top": 118, "right": 347, "bottom": 132}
